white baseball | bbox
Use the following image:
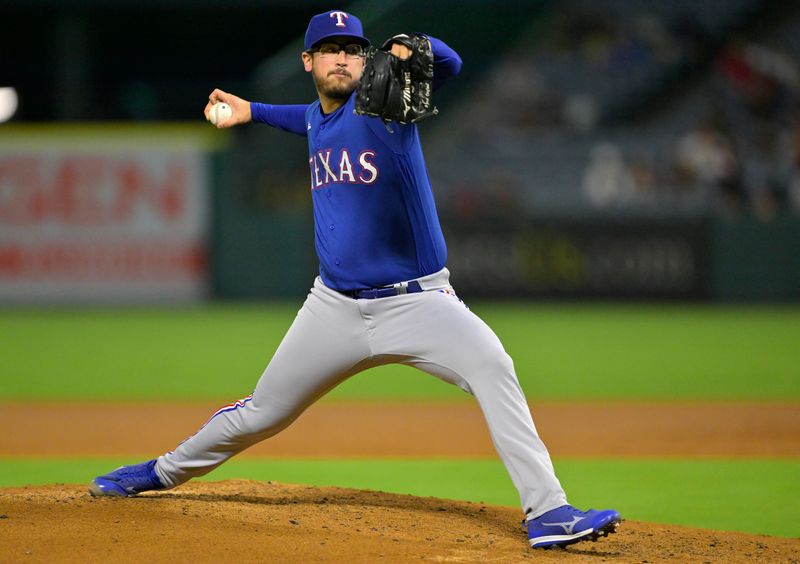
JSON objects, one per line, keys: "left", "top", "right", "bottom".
{"left": 209, "top": 103, "right": 232, "bottom": 126}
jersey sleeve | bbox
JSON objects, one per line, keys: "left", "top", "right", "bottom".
{"left": 426, "top": 36, "right": 463, "bottom": 91}
{"left": 250, "top": 103, "right": 309, "bottom": 137}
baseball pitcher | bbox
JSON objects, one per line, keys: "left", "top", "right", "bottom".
{"left": 89, "top": 9, "right": 621, "bottom": 549}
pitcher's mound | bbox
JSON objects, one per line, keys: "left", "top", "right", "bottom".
{"left": 1, "top": 480, "right": 797, "bottom": 562}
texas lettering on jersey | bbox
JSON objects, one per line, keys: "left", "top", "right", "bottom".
{"left": 308, "top": 148, "right": 379, "bottom": 190}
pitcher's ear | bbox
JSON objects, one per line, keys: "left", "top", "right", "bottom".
{"left": 302, "top": 51, "right": 313, "bottom": 72}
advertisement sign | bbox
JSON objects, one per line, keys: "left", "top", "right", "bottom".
{"left": 444, "top": 217, "right": 711, "bottom": 299}
{"left": 0, "top": 126, "right": 214, "bottom": 303}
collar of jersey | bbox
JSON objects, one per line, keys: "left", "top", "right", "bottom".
{"left": 318, "top": 92, "right": 355, "bottom": 120}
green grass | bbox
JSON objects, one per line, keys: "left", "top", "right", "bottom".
{"left": 1, "top": 303, "right": 798, "bottom": 400}
{"left": 2, "top": 457, "right": 797, "bottom": 538}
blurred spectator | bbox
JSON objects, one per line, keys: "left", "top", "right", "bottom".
{"left": 675, "top": 120, "right": 737, "bottom": 186}
{"left": 718, "top": 40, "right": 799, "bottom": 123}
{"left": 629, "top": 150, "right": 659, "bottom": 198}
{"left": 582, "top": 142, "right": 636, "bottom": 208}
{"left": 674, "top": 119, "right": 744, "bottom": 215}
{"left": 563, "top": 93, "right": 599, "bottom": 132}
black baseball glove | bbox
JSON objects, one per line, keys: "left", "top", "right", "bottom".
{"left": 354, "top": 34, "right": 438, "bottom": 125}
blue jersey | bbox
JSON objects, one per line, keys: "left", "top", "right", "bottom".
{"left": 251, "top": 36, "right": 462, "bottom": 290}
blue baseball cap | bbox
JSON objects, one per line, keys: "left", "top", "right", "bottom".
{"left": 304, "top": 10, "right": 370, "bottom": 50}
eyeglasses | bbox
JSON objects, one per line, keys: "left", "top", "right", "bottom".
{"left": 308, "top": 43, "right": 366, "bottom": 59}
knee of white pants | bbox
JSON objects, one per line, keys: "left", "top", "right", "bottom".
{"left": 467, "top": 348, "right": 521, "bottom": 391}
{"left": 472, "top": 345, "right": 515, "bottom": 376}
{"left": 498, "top": 351, "right": 516, "bottom": 375}
{"left": 236, "top": 401, "right": 297, "bottom": 439}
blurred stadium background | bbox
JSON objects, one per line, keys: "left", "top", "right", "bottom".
{"left": 2, "top": 0, "right": 799, "bottom": 303}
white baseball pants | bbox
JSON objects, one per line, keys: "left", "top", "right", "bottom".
{"left": 156, "top": 268, "right": 568, "bottom": 517}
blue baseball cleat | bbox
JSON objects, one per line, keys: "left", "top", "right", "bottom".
{"left": 526, "top": 504, "right": 621, "bottom": 549}
{"left": 88, "top": 459, "right": 165, "bottom": 497}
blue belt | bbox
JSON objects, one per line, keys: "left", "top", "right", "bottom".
{"left": 340, "top": 280, "right": 424, "bottom": 300}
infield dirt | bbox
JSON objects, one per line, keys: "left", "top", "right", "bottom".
{"left": 2, "top": 400, "right": 799, "bottom": 562}
{"left": 2, "top": 481, "right": 799, "bottom": 563}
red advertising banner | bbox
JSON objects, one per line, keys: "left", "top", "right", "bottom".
{"left": 0, "top": 126, "right": 214, "bottom": 303}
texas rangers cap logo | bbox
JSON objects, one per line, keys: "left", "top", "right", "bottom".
{"left": 330, "top": 11, "right": 348, "bottom": 27}
{"left": 304, "top": 9, "right": 370, "bottom": 50}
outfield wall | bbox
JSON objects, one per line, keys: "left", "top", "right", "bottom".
{"left": 1, "top": 125, "right": 797, "bottom": 303}
{"left": 442, "top": 215, "right": 800, "bottom": 300}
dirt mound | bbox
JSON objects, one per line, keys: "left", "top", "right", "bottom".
{"left": 2, "top": 481, "right": 798, "bottom": 563}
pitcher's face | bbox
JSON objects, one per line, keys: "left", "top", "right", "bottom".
{"left": 303, "top": 40, "right": 366, "bottom": 101}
